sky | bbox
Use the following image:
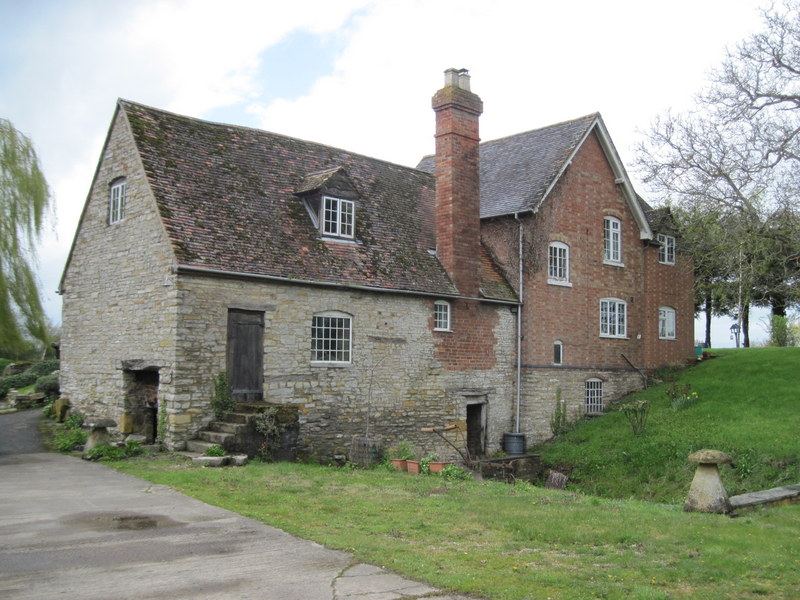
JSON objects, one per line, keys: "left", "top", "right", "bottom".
{"left": 0, "top": 0, "right": 780, "bottom": 347}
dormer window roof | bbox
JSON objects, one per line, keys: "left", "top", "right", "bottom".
{"left": 294, "top": 167, "right": 359, "bottom": 241}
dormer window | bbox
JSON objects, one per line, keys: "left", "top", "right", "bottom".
{"left": 323, "top": 196, "right": 354, "bottom": 239}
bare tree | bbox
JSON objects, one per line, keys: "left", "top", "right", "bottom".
{"left": 636, "top": 2, "right": 800, "bottom": 345}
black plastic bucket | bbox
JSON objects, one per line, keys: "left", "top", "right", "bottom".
{"left": 503, "top": 432, "right": 526, "bottom": 455}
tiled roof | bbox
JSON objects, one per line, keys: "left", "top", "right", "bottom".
{"left": 121, "top": 100, "right": 516, "bottom": 302}
{"left": 418, "top": 114, "right": 598, "bottom": 218}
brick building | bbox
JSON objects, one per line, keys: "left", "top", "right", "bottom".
{"left": 59, "top": 69, "right": 694, "bottom": 460}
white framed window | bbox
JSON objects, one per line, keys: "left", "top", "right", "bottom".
{"left": 657, "top": 234, "right": 676, "bottom": 265}
{"left": 322, "top": 196, "right": 354, "bottom": 239}
{"left": 434, "top": 300, "right": 451, "bottom": 331}
{"left": 311, "top": 311, "right": 352, "bottom": 363}
{"left": 603, "top": 216, "right": 622, "bottom": 264}
{"left": 553, "top": 340, "right": 563, "bottom": 365}
{"left": 109, "top": 179, "right": 127, "bottom": 224}
{"left": 547, "top": 242, "right": 571, "bottom": 285}
{"left": 659, "top": 306, "right": 676, "bottom": 340}
{"left": 600, "top": 298, "right": 627, "bottom": 338}
{"left": 585, "top": 379, "right": 604, "bottom": 415}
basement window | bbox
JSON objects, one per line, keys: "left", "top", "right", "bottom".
{"left": 585, "top": 378, "right": 604, "bottom": 415}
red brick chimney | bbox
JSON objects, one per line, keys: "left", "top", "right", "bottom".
{"left": 432, "top": 68, "right": 483, "bottom": 297}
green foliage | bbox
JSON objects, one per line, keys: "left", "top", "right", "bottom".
{"left": 537, "top": 348, "right": 800, "bottom": 502}
{"left": 0, "top": 358, "right": 11, "bottom": 372}
{"left": 211, "top": 371, "right": 233, "bottom": 418}
{"left": 86, "top": 440, "right": 142, "bottom": 461}
{"left": 440, "top": 463, "right": 473, "bottom": 480}
{"left": 112, "top": 456, "right": 800, "bottom": 600}
{"left": 666, "top": 381, "right": 699, "bottom": 411}
{"left": 204, "top": 444, "right": 226, "bottom": 457}
{"left": 34, "top": 372, "right": 59, "bottom": 397}
{"left": 0, "top": 372, "right": 37, "bottom": 397}
{"left": 52, "top": 413, "right": 87, "bottom": 452}
{"left": 0, "top": 119, "right": 53, "bottom": 355}
{"left": 389, "top": 440, "right": 415, "bottom": 460}
{"left": 549, "top": 388, "right": 575, "bottom": 436}
{"left": 419, "top": 453, "right": 439, "bottom": 475}
{"left": 619, "top": 398, "right": 650, "bottom": 436}
{"left": 769, "top": 314, "right": 798, "bottom": 347}
{"left": 26, "top": 359, "right": 59, "bottom": 378}
{"left": 253, "top": 407, "right": 281, "bottom": 461}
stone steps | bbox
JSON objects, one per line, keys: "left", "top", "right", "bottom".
{"left": 198, "top": 430, "right": 234, "bottom": 445}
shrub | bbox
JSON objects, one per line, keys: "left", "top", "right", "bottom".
{"left": 86, "top": 440, "right": 142, "bottom": 461}
{"left": 211, "top": 372, "right": 234, "bottom": 418}
{"left": 619, "top": 398, "right": 650, "bottom": 436}
{"left": 205, "top": 444, "right": 226, "bottom": 457}
{"left": 550, "top": 388, "right": 576, "bottom": 436}
{"left": 26, "top": 359, "right": 59, "bottom": 378}
{"left": 440, "top": 463, "right": 473, "bottom": 480}
{"left": 0, "top": 372, "right": 37, "bottom": 397}
{"left": 54, "top": 427, "right": 87, "bottom": 452}
{"left": 35, "top": 373, "right": 60, "bottom": 397}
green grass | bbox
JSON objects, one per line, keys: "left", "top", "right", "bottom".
{"left": 108, "top": 348, "right": 800, "bottom": 599}
{"left": 113, "top": 456, "right": 799, "bottom": 599}
{"left": 536, "top": 348, "right": 800, "bottom": 503}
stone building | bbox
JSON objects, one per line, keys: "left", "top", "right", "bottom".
{"left": 59, "top": 69, "right": 694, "bottom": 460}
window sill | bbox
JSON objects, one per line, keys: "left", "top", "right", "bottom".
{"left": 310, "top": 361, "right": 350, "bottom": 368}
{"left": 320, "top": 236, "right": 358, "bottom": 244}
{"left": 603, "top": 259, "right": 625, "bottom": 268}
{"left": 547, "top": 279, "right": 572, "bottom": 288}
{"left": 433, "top": 328, "right": 452, "bottom": 333}
{"left": 599, "top": 334, "right": 629, "bottom": 340}
{"left": 658, "top": 336, "right": 677, "bottom": 341}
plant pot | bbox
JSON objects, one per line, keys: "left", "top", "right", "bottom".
{"left": 428, "top": 461, "right": 448, "bottom": 473}
{"left": 390, "top": 459, "right": 408, "bottom": 471}
{"left": 406, "top": 459, "right": 421, "bottom": 474}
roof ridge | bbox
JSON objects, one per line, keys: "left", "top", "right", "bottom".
{"left": 119, "top": 99, "right": 434, "bottom": 176}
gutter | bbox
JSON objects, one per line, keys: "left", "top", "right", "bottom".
{"left": 175, "top": 264, "right": 519, "bottom": 306}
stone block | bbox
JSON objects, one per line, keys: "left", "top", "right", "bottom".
{"left": 119, "top": 413, "right": 134, "bottom": 434}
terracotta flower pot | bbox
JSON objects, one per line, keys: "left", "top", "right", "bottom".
{"left": 390, "top": 459, "right": 408, "bottom": 471}
{"left": 406, "top": 459, "right": 421, "bottom": 474}
{"left": 428, "top": 461, "right": 448, "bottom": 473}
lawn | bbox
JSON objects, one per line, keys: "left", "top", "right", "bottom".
{"left": 110, "top": 348, "right": 800, "bottom": 599}
{"left": 113, "top": 457, "right": 799, "bottom": 599}
{"left": 535, "top": 347, "right": 800, "bottom": 503}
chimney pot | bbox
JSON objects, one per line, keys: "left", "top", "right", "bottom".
{"left": 457, "top": 69, "right": 471, "bottom": 91}
{"left": 444, "top": 68, "right": 460, "bottom": 88}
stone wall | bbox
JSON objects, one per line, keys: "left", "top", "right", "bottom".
{"left": 174, "top": 272, "right": 517, "bottom": 460}
{"left": 60, "top": 108, "right": 178, "bottom": 430}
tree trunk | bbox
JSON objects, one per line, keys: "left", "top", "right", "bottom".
{"left": 743, "top": 307, "right": 751, "bottom": 348}
{"left": 704, "top": 295, "right": 712, "bottom": 348}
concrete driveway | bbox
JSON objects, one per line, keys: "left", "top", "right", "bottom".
{"left": 0, "top": 411, "right": 477, "bottom": 600}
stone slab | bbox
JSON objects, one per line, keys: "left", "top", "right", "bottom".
{"left": 729, "top": 484, "right": 800, "bottom": 509}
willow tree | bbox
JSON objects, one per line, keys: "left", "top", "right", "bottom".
{"left": 0, "top": 118, "right": 52, "bottom": 356}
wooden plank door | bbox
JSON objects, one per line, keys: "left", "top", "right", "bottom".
{"left": 226, "top": 309, "right": 264, "bottom": 404}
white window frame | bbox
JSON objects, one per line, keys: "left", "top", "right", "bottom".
{"left": 547, "top": 242, "right": 571, "bottom": 286}
{"left": 433, "top": 300, "right": 451, "bottom": 331}
{"left": 603, "top": 216, "right": 622, "bottom": 265}
{"left": 600, "top": 298, "right": 627, "bottom": 338}
{"left": 322, "top": 196, "right": 354, "bottom": 239}
{"left": 657, "top": 234, "right": 676, "bottom": 265}
{"left": 311, "top": 311, "right": 352, "bottom": 364}
{"left": 659, "top": 306, "right": 677, "bottom": 340}
{"left": 553, "top": 340, "right": 563, "bottom": 365}
{"left": 109, "top": 179, "right": 127, "bottom": 224}
{"left": 585, "top": 379, "right": 604, "bottom": 415}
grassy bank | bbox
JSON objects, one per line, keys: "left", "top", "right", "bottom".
{"left": 536, "top": 347, "right": 800, "bottom": 503}
{"left": 113, "top": 456, "right": 799, "bottom": 599}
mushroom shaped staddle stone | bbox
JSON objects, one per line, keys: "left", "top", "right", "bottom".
{"left": 684, "top": 449, "right": 733, "bottom": 514}
{"left": 83, "top": 419, "right": 118, "bottom": 457}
